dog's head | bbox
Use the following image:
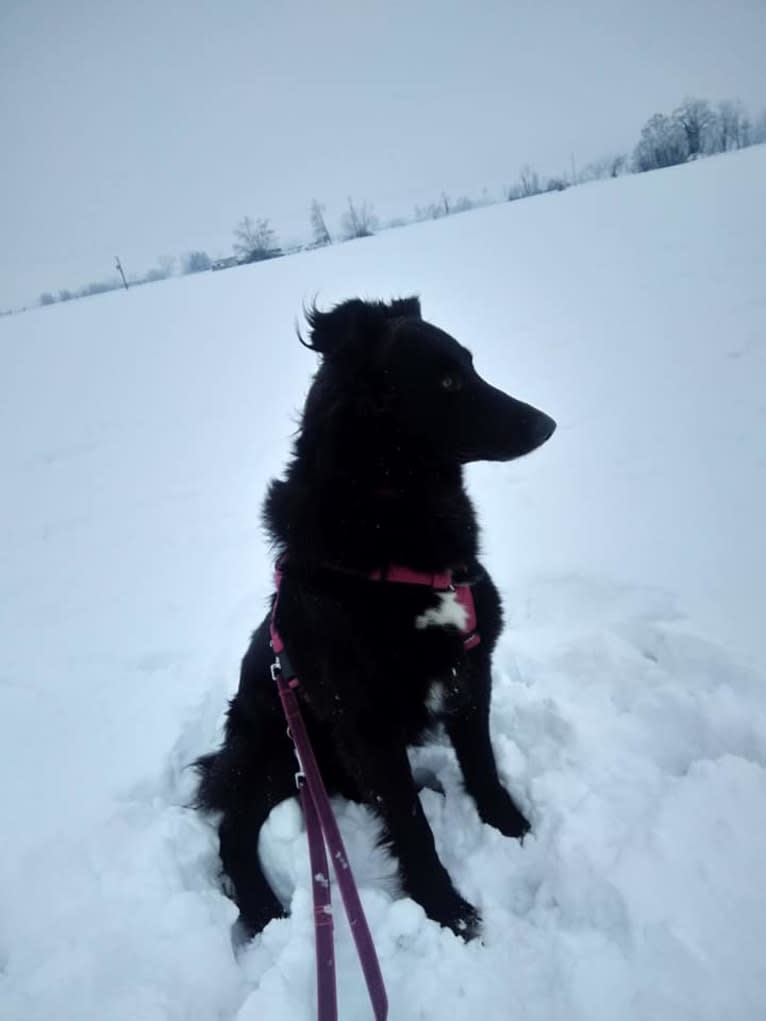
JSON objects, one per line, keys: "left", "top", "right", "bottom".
{"left": 300, "top": 297, "right": 555, "bottom": 466}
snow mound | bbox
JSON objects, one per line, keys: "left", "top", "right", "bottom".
{"left": 2, "top": 147, "right": 766, "bottom": 1018}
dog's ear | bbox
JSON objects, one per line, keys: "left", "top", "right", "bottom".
{"left": 302, "top": 299, "right": 386, "bottom": 357}
{"left": 299, "top": 296, "right": 421, "bottom": 358}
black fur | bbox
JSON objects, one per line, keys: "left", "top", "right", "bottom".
{"left": 195, "top": 297, "right": 556, "bottom": 939}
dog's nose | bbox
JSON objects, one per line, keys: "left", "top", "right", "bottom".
{"left": 534, "top": 412, "right": 556, "bottom": 445}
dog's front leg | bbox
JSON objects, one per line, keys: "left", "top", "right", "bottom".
{"left": 340, "top": 733, "right": 481, "bottom": 938}
{"left": 446, "top": 665, "right": 530, "bottom": 840}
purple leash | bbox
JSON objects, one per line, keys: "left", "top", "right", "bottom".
{"left": 270, "top": 574, "right": 388, "bottom": 1021}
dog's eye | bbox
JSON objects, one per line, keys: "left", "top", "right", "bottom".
{"left": 440, "top": 373, "right": 463, "bottom": 392}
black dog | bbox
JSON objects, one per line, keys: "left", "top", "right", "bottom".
{"left": 195, "top": 297, "right": 555, "bottom": 940}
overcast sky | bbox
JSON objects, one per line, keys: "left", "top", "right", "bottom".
{"left": 1, "top": 0, "right": 764, "bottom": 308}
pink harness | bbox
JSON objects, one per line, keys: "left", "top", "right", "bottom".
{"left": 334, "top": 563, "right": 481, "bottom": 649}
{"left": 269, "top": 562, "right": 481, "bottom": 1021}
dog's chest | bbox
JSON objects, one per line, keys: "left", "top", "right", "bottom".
{"left": 413, "top": 589, "right": 468, "bottom": 633}
{"left": 411, "top": 589, "right": 472, "bottom": 717}
{"left": 424, "top": 676, "right": 454, "bottom": 714}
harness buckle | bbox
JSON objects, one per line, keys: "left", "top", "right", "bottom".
{"left": 270, "top": 660, "right": 281, "bottom": 681}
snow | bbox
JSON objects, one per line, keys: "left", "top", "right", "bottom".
{"left": 1, "top": 146, "right": 766, "bottom": 1020}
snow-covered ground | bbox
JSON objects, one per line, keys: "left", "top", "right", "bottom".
{"left": 1, "top": 147, "right": 765, "bottom": 1020}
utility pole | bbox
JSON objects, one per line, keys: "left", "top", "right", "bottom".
{"left": 115, "top": 256, "right": 129, "bottom": 290}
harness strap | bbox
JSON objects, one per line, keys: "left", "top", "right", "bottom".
{"left": 368, "top": 564, "right": 453, "bottom": 589}
{"left": 270, "top": 581, "right": 388, "bottom": 1021}
{"left": 296, "top": 758, "right": 337, "bottom": 1021}
{"left": 454, "top": 583, "right": 480, "bottom": 649}
{"left": 269, "top": 558, "right": 481, "bottom": 1020}
{"left": 282, "top": 559, "right": 481, "bottom": 649}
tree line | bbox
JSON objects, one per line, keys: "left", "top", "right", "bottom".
{"left": 505, "top": 97, "right": 760, "bottom": 200}
{"left": 24, "top": 93, "right": 766, "bottom": 313}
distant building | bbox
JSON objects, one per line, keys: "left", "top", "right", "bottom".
{"left": 237, "top": 248, "right": 284, "bottom": 264}
{"left": 210, "top": 256, "right": 240, "bottom": 272}
{"left": 211, "top": 250, "right": 285, "bottom": 271}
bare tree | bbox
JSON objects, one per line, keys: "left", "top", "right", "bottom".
{"left": 140, "top": 267, "right": 168, "bottom": 284}
{"left": 137, "top": 256, "right": 175, "bottom": 285}
{"left": 339, "top": 197, "right": 378, "bottom": 239}
{"left": 544, "top": 175, "right": 569, "bottom": 192}
{"left": 506, "top": 165, "right": 541, "bottom": 201}
{"left": 309, "top": 199, "right": 332, "bottom": 246}
{"left": 751, "top": 108, "right": 766, "bottom": 144}
{"left": 452, "top": 195, "right": 474, "bottom": 213}
{"left": 741, "top": 115, "right": 751, "bottom": 148}
{"left": 718, "top": 100, "right": 738, "bottom": 151}
{"left": 608, "top": 153, "right": 628, "bottom": 177}
{"left": 633, "top": 113, "right": 688, "bottom": 172}
{"left": 582, "top": 153, "right": 628, "bottom": 181}
{"left": 414, "top": 194, "right": 478, "bottom": 221}
{"left": 39, "top": 292, "right": 56, "bottom": 306}
{"left": 673, "top": 98, "right": 716, "bottom": 158}
{"left": 717, "top": 99, "right": 751, "bottom": 151}
{"left": 233, "top": 216, "right": 279, "bottom": 262}
{"left": 182, "top": 251, "right": 211, "bottom": 274}
{"left": 79, "top": 278, "right": 122, "bottom": 297}
{"left": 519, "top": 165, "right": 541, "bottom": 196}
{"left": 415, "top": 200, "right": 444, "bottom": 221}
{"left": 58, "top": 289, "right": 73, "bottom": 302}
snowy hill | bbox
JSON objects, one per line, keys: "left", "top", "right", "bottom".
{"left": 1, "top": 147, "right": 765, "bottom": 1020}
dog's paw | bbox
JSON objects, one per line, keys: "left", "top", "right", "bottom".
{"left": 445, "top": 899, "right": 482, "bottom": 941}
{"left": 478, "top": 788, "right": 531, "bottom": 841}
{"left": 235, "top": 902, "right": 288, "bottom": 943}
{"left": 427, "top": 892, "right": 482, "bottom": 941}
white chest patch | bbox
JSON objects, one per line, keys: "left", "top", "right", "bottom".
{"left": 414, "top": 589, "right": 468, "bottom": 632}
{"left": 426, "top": 680, "right": 447, "bottom": 714}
